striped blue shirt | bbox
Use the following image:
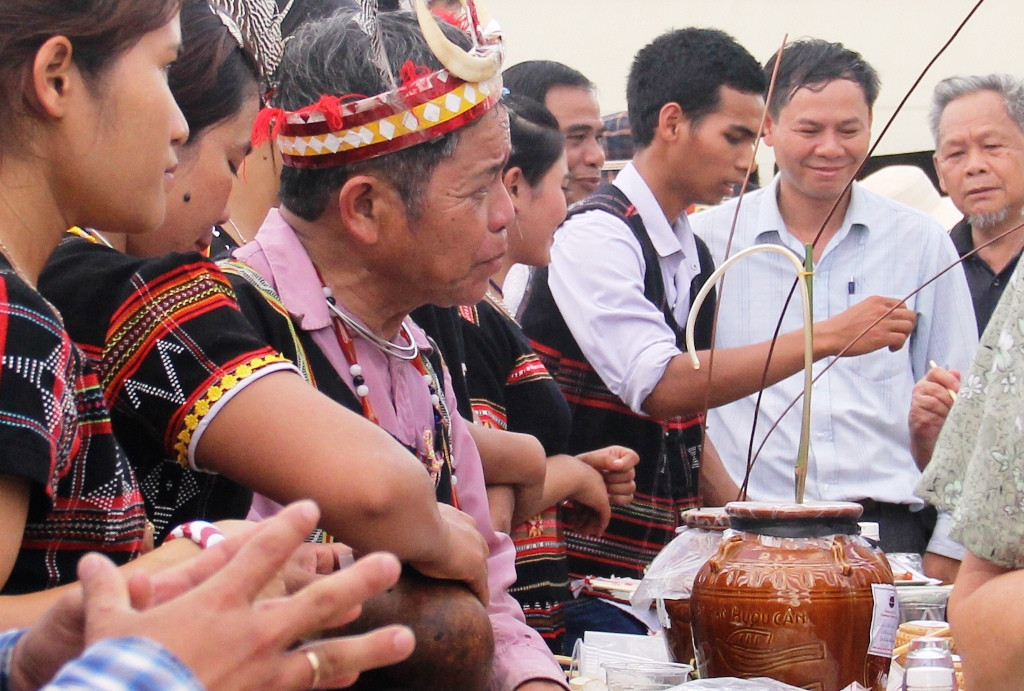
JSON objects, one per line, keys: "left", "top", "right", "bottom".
{"left": 0, "top": 630, "right": 201, "bottom": 690}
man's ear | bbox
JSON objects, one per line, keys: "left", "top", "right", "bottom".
{"left": 336, "top": 174, "right": 389, "bottom": 245}
{"left": 656, "top": 102, "right": 687, "bottom": 142}
{"left": 762, "top": 112, "right": 778, "bottom": 148}
{"left": 32, "top": 36, "right": 76, "bottom": 118}
{"left": 933, "top": 153, "right": 949, "bottom": 194}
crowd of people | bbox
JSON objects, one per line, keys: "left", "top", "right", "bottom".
{"left": 0, "top": 0, "right": 1022, "bottom": 689}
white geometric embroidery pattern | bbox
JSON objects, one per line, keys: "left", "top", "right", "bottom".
{"left": 2, "top": 338, "right": 70, "bottom": 442}
{"left": 122, "top": 339, "right": 189, "bottom": 408}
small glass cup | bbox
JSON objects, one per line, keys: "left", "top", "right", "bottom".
{"left": 903, "top": 636, "right": 956, "bottom": 691}
{"left": 602, "top": 660, "right": 693, "bottom": 690}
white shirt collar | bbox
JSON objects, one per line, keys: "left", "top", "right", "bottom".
{"left": 612, "top": 162, "right": 700, "bottom": 271}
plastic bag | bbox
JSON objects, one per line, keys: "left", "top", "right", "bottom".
{"left": 630, "top": 525, "right": 725, "bottom": 610}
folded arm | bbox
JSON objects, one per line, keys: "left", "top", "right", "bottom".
{"left": 196, "top": 372, "right": 490, "bottom": 603}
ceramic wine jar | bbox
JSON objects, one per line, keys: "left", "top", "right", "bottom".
{"left": 690, "top": 501, "right": 896, "bottom": 691}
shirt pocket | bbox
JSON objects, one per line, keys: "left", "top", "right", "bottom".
{"left": 845, "top": 343, "right": 902, "bottom": 382}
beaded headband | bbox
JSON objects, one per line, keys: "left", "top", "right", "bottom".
{"left": 251, "top": 0, "right": 504, "bottom": 169}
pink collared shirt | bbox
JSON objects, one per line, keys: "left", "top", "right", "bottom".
{"left": 241, "top": 209, "right": 566, "bottom": 690}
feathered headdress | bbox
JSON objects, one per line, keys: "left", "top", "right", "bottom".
{"left": 214, "top": 0, "right": 288, "bottom": 86}
{"left": 250, "top": 0, "right": 504, "bottom": 169}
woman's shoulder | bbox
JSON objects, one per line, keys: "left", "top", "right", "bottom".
{"left": 0, "top": 268, "right": 67, "bottom": 347}
{"left": 42, "top": 236, "right": 228, "bottom": 298}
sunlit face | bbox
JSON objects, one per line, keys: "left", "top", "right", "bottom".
{"left": 934, "top": 90, "right": 1024, "bottom": 229}
{"left": 544, "top": 85, "right": 605, "bottom": 203}
{"left": 389, "top": 107, "right": 513, "bottom": 308}
{"left": 507, "top": 152, "right": 568, "bottom": 268}
{"left": 127, "top": 93, "right": 259, "bottom": 257}
{"left": 764, "top": 78, "right": 872, "bottom": 206}
{"left": 674, "top": 86, "right": 763, "bottom": 207}
{"left": 62, "top": 15, "right": 189, "bottom": 234}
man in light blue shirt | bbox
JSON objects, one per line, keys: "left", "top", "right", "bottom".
{"left": 691, "top": 40, "right": 977, "bottom": 569}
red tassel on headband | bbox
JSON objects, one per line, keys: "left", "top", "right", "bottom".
{"left": 251, "top": 92, "right": 369, "bottom": 149}
{"left": 251, "top": 106, "right": 285, "bottom": 149}
{"left": 399, "top": 61, "right": 432, "bottom": 88}
{"left": 431, "top": 9, "right": 466, "bottom": 31}
{"left": 296, "top": 95, "right": 345, "bottom": 131}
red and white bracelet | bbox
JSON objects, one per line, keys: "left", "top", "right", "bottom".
{"left": 165, "top": 520, "right": 226, "bottom": 549}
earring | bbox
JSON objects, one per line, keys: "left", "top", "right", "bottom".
{"left": 183, "top": 192, "right": 191, "bottom": 203}
{"left": 512, "top": 218, "right": 525, "bottom": 240}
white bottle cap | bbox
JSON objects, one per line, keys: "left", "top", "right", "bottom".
{"left": 905, "top": 665, "right": 955, "bottom": 690}
{"left": 859, "top": 521, "right": 880, "bottom": 542}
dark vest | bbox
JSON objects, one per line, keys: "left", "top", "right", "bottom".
{"left": 520, "top": 184, "right": 716, "bottom": 579}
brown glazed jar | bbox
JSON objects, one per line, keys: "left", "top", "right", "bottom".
{"left": 324, "top": 568, "right": 494, "bottom": 691}
{"left": 690, "top": 501, "right": 895, "bottom": 691}
{"left": 663, "top": 507, "right": 730, "bottom": 666}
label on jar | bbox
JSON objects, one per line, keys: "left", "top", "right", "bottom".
{"left": 868, "top": 582, "right": 899, "bottom": 656}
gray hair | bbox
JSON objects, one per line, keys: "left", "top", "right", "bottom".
{"left": 929, "top": 73, "right": 1024, "bottom": 144}
{"left": 275, "top": 9, "right": 469, "bottom": 221}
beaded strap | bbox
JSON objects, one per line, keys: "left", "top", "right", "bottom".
{"left": 166, "top": 521, "right": 226, "bottom": 549}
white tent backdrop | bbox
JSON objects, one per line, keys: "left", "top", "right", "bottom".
{"left": 490, "top": 0, "right": 1022, "bottom": 170}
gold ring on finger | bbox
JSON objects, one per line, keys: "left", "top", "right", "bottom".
{"left": 304, "top": 649, "right": 322, "bottom": 689}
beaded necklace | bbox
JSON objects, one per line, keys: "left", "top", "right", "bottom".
{"left": 484, "top": 278, "right": 517, "bottom": 322}
{"left": 320, "top": 278, "right": 459, "bottom": 507}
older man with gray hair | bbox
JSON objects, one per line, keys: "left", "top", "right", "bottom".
{"left": 911, "top": 75, "right": 1024, "bottom": 466}
{"left": 933, "top": 74, "right": 1024, "bottom": 333}
{"left": 909, "top": 74, "right": 1024, "bottom": 582}
{"left": 915, "top": 75, "right": 1024, "bottom": 689}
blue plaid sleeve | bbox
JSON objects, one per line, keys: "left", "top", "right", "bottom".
{"left": 45, "top": 637, "right": 202, "bottom": 691}
{"left": 0, "top": 629, "right": 27, "bottom": 691}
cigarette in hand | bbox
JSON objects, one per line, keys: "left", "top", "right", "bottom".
{"left": 928, "top": 360, "right": 958, "bottom": 402}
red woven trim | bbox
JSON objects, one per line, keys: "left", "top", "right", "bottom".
{"left": 280, "top": 88, "right": 500, "bottom": 169}
{"left": 252, "top": 67, "right": 464, "bottom": 149}
{"left": 278, "top": 73, "right": 467, "bottom": 138}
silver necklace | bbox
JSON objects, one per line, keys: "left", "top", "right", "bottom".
{"left": 225, "top": 218, "right": 249, "bottom": 245}
{"left": 485, "top": 288, "right": 517, "bottom": 322}
{"left": 323, "top": 286, "right": 419, "bottom": 361}
{"left": 485, "top": 280, "right": 517, "bottom": 322}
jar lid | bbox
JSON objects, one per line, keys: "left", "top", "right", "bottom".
{"left": 725, "top": 501, "right": 864, "bottom": 538}
{"left": 725, "top": 501, "right": 865, "bottom": 520}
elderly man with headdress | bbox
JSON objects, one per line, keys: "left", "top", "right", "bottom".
{"left": 223, "top": 4, "right": 568, "bottom": 690}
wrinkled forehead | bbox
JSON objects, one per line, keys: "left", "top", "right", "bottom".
{"left": 938, "top": 90, "right": 1023, "bottom": 140}
{"left": 544, "top": 85, "right": 602, "bottom": 130}
{"left": 445, "top": 104, "right": 510, "bottom": 170}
